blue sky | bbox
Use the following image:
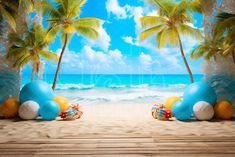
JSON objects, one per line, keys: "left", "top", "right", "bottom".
{"left": 24, "top": 0, "right": 204, "bottom": 75}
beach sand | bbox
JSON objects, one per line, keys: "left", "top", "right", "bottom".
{"left": 0, "top": 102, "right": 234, "bottom": 143}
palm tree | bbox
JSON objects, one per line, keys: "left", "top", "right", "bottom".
{"left": 7, "top": 23, "right": 58, "bottom": 81}
{"left": 41, "top": 0, "right": 100, "bottom": 90}
{"left": 214, "top": 12, "right": 235, "bottom": 62}
{"left": 140, "top": 0, "right": 203, "bottom": 83}
{"left": 191, "top": 12, "right": 235, "bottom": 63}
{"left": 190, "top": 38, "right": 223, "bottom": 61}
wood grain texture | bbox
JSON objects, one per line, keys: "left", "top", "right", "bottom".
{"left": 0, "top": 135, "right": 235, "bottom": 157}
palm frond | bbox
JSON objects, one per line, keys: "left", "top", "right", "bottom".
{"left": 0, "top": 5, "right": 16, "bottom": 31}
{"left": 19, "top": 0, "right": 34, "bottom": 14}
{"left": 33, "top": 23, "right": 47, "bottom": 46}
{"left": 13, "top": 53, "right": 32, "bottom": 68}
{"left": 40, "top": 0, "right": 61, "bottom": 18}
{"left": 139, "top": 24, "right": 165, "bottom": 42}
{"left": 8, "top": 32, "right": 24, "bottom": 44}
{"left": 7, "top": 47, "right": 27, "bottom": 59}
{"left": 46, "top": 25, "right": 60, "bottom": 43}
{"left": 151, "top": 0, "right": 176, "bottom": 17}
{"left": 140, "top": 16, "right": 167, "bottom": 29}
{"left": 68, "top": 0, "right": 87, "bottom": 18}
{"left": 40, "top": 50, "right": 59, "bottom": 62}
{"left": 74, "top": 26, "right": 99, "bottom": 40}
{"left": 62, "top": 24, "right": 76, "bottom": 34}
{"left": 155, "top": 28, "right": 173, "bottom": 48}
{"left": 178, "top": 23, "right": 203, "bottom": 40}
{"left": 190, "top": 44, "right": 207, "bottom": 59}
{"left": 166, "top": 27, "right": 179, "bottom": 47}
{"left": 74, "top": 18, "right": 100, "bottom": 29}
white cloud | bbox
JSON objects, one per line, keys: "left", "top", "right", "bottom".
{"left": 109, "top": 49, "right": 124, "bottom": 62}
{"left": 106, "top": 0, "right": 129, "bottom": 19}
{"left": 122, "top": 36, "right": 139, "bottom": 46}
{"left": 83, "top": 21, "right": 111, "bottom": 52}
{"left": 139, "top": 52, "right": 152, "bottom": 66}
{"left": 82, "top": 46, "right": 108, "bottom": 63}
{"left": 49, "top": 46, "right": 126, "bottom": 74}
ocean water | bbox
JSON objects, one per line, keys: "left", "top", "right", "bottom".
{"left": 22, "top": 74, "right": 203, "bottom": 104}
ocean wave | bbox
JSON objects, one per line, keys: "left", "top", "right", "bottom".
{"left": 168, "top": 83, "right": 186, "bottom": 88}
{"left": 108, "top": 84, "right": 127, "bottom": 88}
{"left": 130, "top": 84, "right": 149, "bottom": 88}
{"left": 55, "top": 84, "right": 95, "bottom": 90}
{"left": 54, "top": 83, "right": 186, "bottom": 91}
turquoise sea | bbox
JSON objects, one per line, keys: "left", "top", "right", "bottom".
{"left": 22, "top": 74, "right": 203, "bottom": 104}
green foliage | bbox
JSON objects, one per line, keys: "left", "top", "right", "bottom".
{"left": 190, "top": 39, "right": 223, "bottom": 60}
{"left": 140, "top": 0, "right": 203, "bottom": 83}
{"left": 215, "top": 12, "right": 235, "bottom": 57}
{"left": 40, "top": 0, "right": 101, "bottom": 89}
{"left": 192, "top": 12, "right": 235, "bottom": 61}
{"left": 140, "top": 0, "right": 203, "bottom": 48}
{"left": 41, "top": 0, "right": 100, "bottom": 42}
{"left": 7, "top": 23, "right": 58, "bottom": 70}
{"left": 0, "top": 0, "right": 18, "bottom": 32}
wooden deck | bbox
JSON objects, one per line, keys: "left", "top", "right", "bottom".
{"left": 0, "top": 135, "right": 235, "bottom": 157}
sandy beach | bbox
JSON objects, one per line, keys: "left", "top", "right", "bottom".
{"left": 1, "top": 102, "right": 235, "bottom": 143}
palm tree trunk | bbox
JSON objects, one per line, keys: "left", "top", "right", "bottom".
{"left": 177, "top": 32, "right": 194, "bottom": 83}
{"left": 52, "top": 34, "right": 68, "bottom": 90}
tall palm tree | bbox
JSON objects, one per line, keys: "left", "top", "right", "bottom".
{"left": 7, "top": 23, "right": 58, "bottom": 80}
{"left": 140, "top": 0, "right": 203, "bottom": 83}
{"left": 41, "top": 0, "right": 100, "bottom": 90}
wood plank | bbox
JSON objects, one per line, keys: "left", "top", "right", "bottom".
{"left": 0, "top": 135, "right": 235, "bottom": 156}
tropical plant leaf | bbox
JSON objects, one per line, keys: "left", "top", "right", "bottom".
{"left": 0, "top": 5, "right": 16, "bottom": 31}
{"left": 178, "top": 23, "right": 203, "bottom": 40}
{"left": 139, "top": 25, "right": 165, "bottom": 42}
{"left": 46, "top": 25, "right": 60, "bottom": 43}
{"left": 19, "top": 0, "right": 34, "bottom": 14}
{"left": 40, "top": 0, "right": 61, "bottom": 18}
{"left": 7, "top": 47, "right": 27, "bottom": 59}
{"left": 40, "top": 50, "right": 59, "bottom": 62}
{"left": 74, "top": 26, "right": 99, "bottom": 40}
{"left": 74, "top": 18, "right": 100, "bottom": 29}
{"left": 13, "top": 53, "right": 32, "bottom": 68}
{"left": 62, "top": 24, "right": 76, "bottom": 34}
{"left": 151, "top": 0, "right": 176, "bottom": 17}
{"left": 67, "top": 0, "right": 87, "bottom": 18}
{"left": 140, "top": 16, "right": 167, "bottom": 29}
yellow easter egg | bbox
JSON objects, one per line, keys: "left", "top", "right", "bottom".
{"left": 53, "top": 96, "right": 70, "bottom": 113}
{"left": 165, "top": 96, "right": 181, "bottom": 111}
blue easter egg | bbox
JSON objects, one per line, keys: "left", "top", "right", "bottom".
{"left": 39, "top": 100, "right": 60, "bottom": 121}
{"left": 19, "top": 80, "right": 55, "bottom": 105}
{"left": 183, "top": 82, "right": 217, "bottom": 111}
{"left": 172, "top": 101, "right": 191, "bottom": 121}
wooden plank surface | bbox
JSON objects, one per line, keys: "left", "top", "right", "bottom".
{"left": 0, "top": 135, "right": 235, "bottom": 157}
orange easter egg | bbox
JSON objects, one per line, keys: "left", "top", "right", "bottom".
{"left": 2, "top": 98, "right": 20, "bottom": 118}
{"left": 214, "top": 101, "right": 233, "bottom": 120}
